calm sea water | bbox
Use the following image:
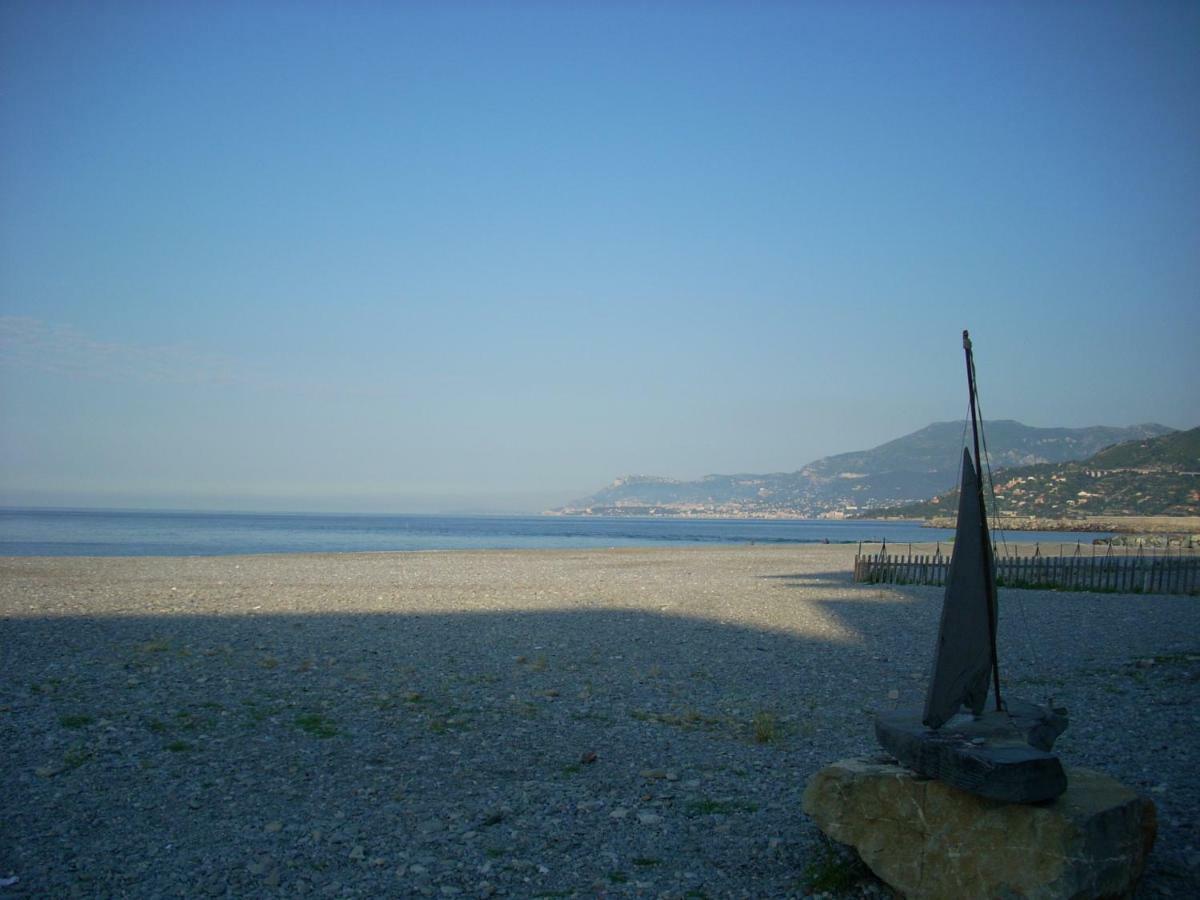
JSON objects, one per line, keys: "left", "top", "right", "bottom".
{"left": 0, "top": 508, "right": 1111, "bottom": 557}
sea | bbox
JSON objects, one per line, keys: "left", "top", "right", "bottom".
{"left": 0, "top": 508, "right": 1111, "bottom": 557}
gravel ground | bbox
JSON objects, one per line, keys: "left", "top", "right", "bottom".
{"left": 1, "top": 545, "right": 1196, "bottom": 898}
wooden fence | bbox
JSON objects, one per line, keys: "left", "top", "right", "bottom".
{"left": 853, "top": 548, "right": 1200, "bottom": 595}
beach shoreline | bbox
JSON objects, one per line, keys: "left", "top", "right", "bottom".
{"left": 2, "top": 546, "right": 1196, "bottom": 897}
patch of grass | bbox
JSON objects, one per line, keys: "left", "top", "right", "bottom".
{"left": 429, "top": 707, "right": 473, "bottom": 733}
{"left": 138, "top": 639, "right": 171, "bottom": 653}
{"left": 802, "top": 836, "right": 869, "bottom": 894}
{"left": 294, "top": 713, "right": 338, "bottom": 738}
{"left": 632, "top": 857, "right": 661, "bottom": 867}
{"left": 484, "top": 847, "right": 505, "bottom": 859}
{"left": 631, "top": 707, "right": 724, "bottom": 731}
{"left": 165, "top": 740, "right": 194, "bottom": 753}
{"left": 465, "top": 673, "right": 500, "bottom": 685}
{"left": 62, "top": 744, "right": 93, "bottom": 770}
{"left": 59, "top": 714, "right": 94, "bottom": 729}
{"left": 684, "top": 797, "right": 759, "bottom": 816}
{"left": 241, "top": 703, "right": 271, "bottom": 725}
{"left": 570, "top": 710, "right": 615, "bottom": 725}
{"left": 560, "top": 763, "right": 582, "bottom": 776}
{"left": 175, "top": 710, "right": 215, "bottom": 733}
{"left": 260, "top": 656, "right": 279, "bottom": 669}
{"left": 147, "top": 719, "right": 169, "bottom": 734}
{"left": 752, "top": 710, "right": 777, "bottom": 744}
{"left": 1153, "top": 651, "right": 1200, "bottom": 664}
{"left": 607, "top": 871, "right": 628, "bottom": 884}
{"left": 512, "top": 700, "right": 540, "bottom": 718}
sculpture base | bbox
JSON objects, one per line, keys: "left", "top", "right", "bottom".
{"left": 875, "top": 699, "right": 1068, "bottom": 803}
{"left": 803, "top": 757, "right": 1156, "bottom": 900}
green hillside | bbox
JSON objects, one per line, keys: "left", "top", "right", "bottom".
{"left": 1088, "top": 427, "right": 1200, "bottom": 470}
{"left": 862, "top": 427, "right": 1200, "bottom": 519}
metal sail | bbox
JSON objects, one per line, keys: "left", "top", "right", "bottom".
{"left": 922, "top": 448, "right": 997, "bottom": 729}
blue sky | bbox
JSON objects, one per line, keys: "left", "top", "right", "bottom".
{"left": 1, "top": 2, "right": 1197, "bottom": 512}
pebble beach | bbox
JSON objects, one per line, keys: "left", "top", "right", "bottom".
{"left": 2, "top": 545, "right": 1197, "bottom": 898}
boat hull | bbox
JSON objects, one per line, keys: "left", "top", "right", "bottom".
{"left": 876, "top": 705, "right": 1068, "bottom": 804}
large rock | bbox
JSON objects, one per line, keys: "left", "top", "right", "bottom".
{"left": 802, "top": 757, "right": 1156, "bottom": 899}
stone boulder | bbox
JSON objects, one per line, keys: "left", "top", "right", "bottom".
{"left": 802, "top": 757, "right": 1156, "bottom": 899}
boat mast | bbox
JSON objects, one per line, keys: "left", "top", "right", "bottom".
{"left": 963, "top": 330, "right": 1003, "bottom": 713}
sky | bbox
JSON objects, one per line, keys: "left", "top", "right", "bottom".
{"left": 1, "top": 1, "right": 1198, "bottom": 513}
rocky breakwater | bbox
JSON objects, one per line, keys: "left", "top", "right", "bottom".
{"left": 802, "top": 757, "right": 1156, "bottom": 899}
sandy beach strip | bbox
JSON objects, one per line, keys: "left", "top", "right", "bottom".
{"left": 1, "top": 546, "right": 1197, "bottom": 897}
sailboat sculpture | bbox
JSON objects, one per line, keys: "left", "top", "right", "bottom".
{"left": 875, "top": 331, "right": 1069, "bottom": 804}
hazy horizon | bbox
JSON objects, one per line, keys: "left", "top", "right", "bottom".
{"left": 3, "top": 4, "right": 1198, "bottom": 514}
{"left": 1, "top": 416, "right": 1191, "bottom": 516}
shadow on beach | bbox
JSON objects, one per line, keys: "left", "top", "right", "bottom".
{"left": 1, "top": 558, "right": 1197, "bottom": 897}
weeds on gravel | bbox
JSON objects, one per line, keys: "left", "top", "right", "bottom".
{"left": 241, "top": 702, "right": 271, "bottom": 726}
{"left": 802, "top": 835, "right": 869, "bottom": 894}
{"left": 685, "top": 797, "right": 759, "bottom": 816}
{"left": 59, "top": 714, "right": 94, "bottom": 729}
{"left": 62, "top": 743, "right": 93, "bottom": 770}
{"left": 631, "top": 707, "right": 722, "bottom": 730}
{"left": 1153, "top": 651, "right": 1200, "bottom": 664}
{"left": 571, "top": 710, "right": 615, "bottom": 725}
{"left": 165, "top": 740, "right": 193, "bottom": 753}
{"left": 464, "top": 673, "right": 501, "bottom": 685}
{"left": 429, "top": 713, "right": 472, "bottom": 734}
{"left": 294, "top": 713, "right": 338, "bottom": 738}
{"left": 752, "top": 710, "right": 778, "bottom": 743}
{"left": 138, "top": 638, "right": 171, "bottom": 654}
{"left": 512, "top": 700, "right": 540, "bottom": 718}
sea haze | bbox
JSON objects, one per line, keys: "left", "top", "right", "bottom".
{"left": 0, "top": 509, "right": 1111, "bottom": 558}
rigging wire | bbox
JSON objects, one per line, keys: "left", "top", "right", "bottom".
{"left": 971, "top": 358, "right": 1044, "bottom": 685}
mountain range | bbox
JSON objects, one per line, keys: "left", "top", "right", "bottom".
{"left": 868, "top": 426, "right": 1200, "bottom": 520}
{"left": 551, "top": 421, "right": 1177, "bottom": 518}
